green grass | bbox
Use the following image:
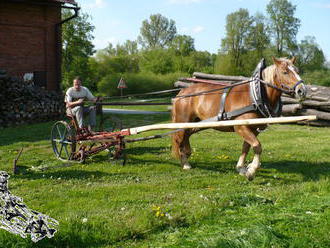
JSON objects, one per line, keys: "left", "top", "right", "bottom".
{"left": 0, "top": 115, "right": 329, "bottom": 247}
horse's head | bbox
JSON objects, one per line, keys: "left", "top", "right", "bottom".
{"left": 272, "top": 57, "right": 307, "bottom": 100}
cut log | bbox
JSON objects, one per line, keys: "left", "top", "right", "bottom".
{"left": 297, "top": 109, "right": 330, "bottom": 121}
{"left": 282, "top": 104, "right": 302, "bottom": 114}
{"left": 174, "top": 81, "right": 193, "bottom": 88}
{"left": 281, "top": 96, "right": 299, "bottom": 104}
{"left": 193, "top": 72, "right": 249, "bottom": 82}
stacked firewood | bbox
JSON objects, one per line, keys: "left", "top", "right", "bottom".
{"left": 0, "top": 72, "right": 65, "bottom": 127}
{"left": 174, "top": 72, "right": 330, "bottom": 127}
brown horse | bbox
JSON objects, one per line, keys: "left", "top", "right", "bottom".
{"left": 172, "top": 57, "right": 306, "bottom": 180}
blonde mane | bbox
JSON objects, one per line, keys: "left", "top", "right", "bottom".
{"left": 262, "top": 58, "right": 293, "bottom": 87}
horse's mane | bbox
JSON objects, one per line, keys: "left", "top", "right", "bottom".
{"left": 262, "top": 58, "right": 292, "bottom": 86}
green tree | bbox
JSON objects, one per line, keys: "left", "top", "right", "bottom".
{"left": 62, "top": 9, "right": 95, "bottom": 90}
{"left": 138, "top": 14, "right": 177, "bottom": 49}
{"left": 267, "top": 0, "right": 300, "bottom": 56}
{"left": 247, "top": 13, "right": 270, "bottom": 57}
{"left": 140, "top": 49, "right": 174, "bottom": 74}
{"left": 296, "top": 36, "right": 325, "bottom": 72}
{"left": 221, "top": 8, "right": 253, "bottom": 69}
{"left": 170, "top": 35, "right": 195, "bottom": 72}
{"left": 170, "top": 35, "right": 195, "bottom": 56}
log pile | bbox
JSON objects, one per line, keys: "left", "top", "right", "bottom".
{"left": 174, "top": 72, "right": 330, "bottom": 127}
{"left": 0, "top": 72, "right": 65, "bottom": 127}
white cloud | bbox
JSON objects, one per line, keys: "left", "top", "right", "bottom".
{"left": 84, "top": 0, "right": 106, "bottom": 9}
{"left": 192, "top": 25, "right": 205, "bottom": 34}
{"left": 168, "top": 0, "right": 203, "bottom": 4}
{"left": 313, "top": 2, "right": 330, "bottom": 9}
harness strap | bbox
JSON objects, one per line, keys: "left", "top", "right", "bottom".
{"left": 224, "top": 105, "right": 257, "bottom": 120}
{"left": 217, "top": 87, "right": 230, "bottom": 120}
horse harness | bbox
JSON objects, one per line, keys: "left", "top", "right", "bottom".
{"left": 216, "top": 59, "right": 282, "bottom": 121}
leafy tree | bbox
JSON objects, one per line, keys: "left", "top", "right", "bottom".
{"left": 266, "top": 0, "right": 300, "bottom": 56}
{"left": 62, "top": 9, "right": 95, "bottom": 90}
{"left": 247, "top": 13, "right": 270, "bottom": 57}
{"left": 170, "top": 35, "right": 195, "bottom": 72}
{"left": 94, "top": 41, "right": 140, "bottom": 76}
{"left": 170, "top": 35, "right": 195, "bottom": 56}
{"left": 138, "top": 14, "right": 177, "bottom": 49}
{"left": 221, "top": 8, "right": 253, "bottom": 69}
{"left": 296, "top": 36, "right": 325, "bottom": 72}
{"left": 139, "top": 49, "right": 174, "bottom": 74}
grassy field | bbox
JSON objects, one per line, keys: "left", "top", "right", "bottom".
{"left": 0, "top": 113, "right": 329, "bottom": 248}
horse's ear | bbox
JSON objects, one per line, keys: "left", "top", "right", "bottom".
{"left": 291, "top": 56, "right": 296, "bottom": 64}
{"left": 272, "top": 57, "right": 281, "bottom": 66}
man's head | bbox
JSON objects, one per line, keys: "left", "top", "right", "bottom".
{"left": 73, "top": 77, "right": 82, "bottom": 91}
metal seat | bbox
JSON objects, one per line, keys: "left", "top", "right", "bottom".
{"left": 66, "top": 114, "right": 79, "bottom": 131}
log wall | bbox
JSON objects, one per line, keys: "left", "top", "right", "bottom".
{"left": 0, "top": 72, "right": 65, "bottom": 128}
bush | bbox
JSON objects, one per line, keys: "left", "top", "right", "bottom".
{"left": 302, "top": 69, "right": 330, "bottom": 86}
{"left": 97, "top": 72, "right": 187, "bottom": 96}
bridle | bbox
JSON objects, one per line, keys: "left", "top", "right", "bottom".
{"left": 261, "top": 65, "right": 306, "bottom": 97}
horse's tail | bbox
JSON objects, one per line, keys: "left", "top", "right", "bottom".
{"left": 172, "top": 102, "right": 179, "bottom": 158}
{"left": 171, "top": 99, "right": 181, "bottom": 159}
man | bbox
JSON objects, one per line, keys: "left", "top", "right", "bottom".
{"left": 65, "top": 77, "right": 97, "bottom": 131}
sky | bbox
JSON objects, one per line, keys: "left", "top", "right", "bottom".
{"left": 77, "top": 0, "right": 330, "bottom": 60}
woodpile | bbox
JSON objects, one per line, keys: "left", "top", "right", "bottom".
{"left": 174, "top": 72, "right": 330, "bottom": 127}
{"left": 0, "top": 72, "right": 65, "bottom": 127}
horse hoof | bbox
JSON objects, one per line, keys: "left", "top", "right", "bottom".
{"left": 245, "top": 170, "right": 256, "bottom": 181}
{"left": 236, "top": 166, "right": 247, "bottom": 176}
{"left": 183, "top": 164, "right": 192, "bottom": 170}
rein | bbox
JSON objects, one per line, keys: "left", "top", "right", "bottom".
{"left": 174, "top": 79, "right": 254, "bottom": 99}
{"left": 259, "top": 79, "right": 294, "bottom": 95}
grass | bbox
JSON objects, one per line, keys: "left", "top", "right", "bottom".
{"left": 0, "top": 114, "right": 329, "bottom": 247}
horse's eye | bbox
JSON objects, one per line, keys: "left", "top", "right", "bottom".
{"left": 283, "top": 71, "right": 289, "bottom": 75}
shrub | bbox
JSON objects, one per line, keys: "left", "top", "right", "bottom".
{"left": 302, "top": 69, "right": 330, "bottom": 86}
{"left": 97, "top": 72, "right": 187, "bottom": 96}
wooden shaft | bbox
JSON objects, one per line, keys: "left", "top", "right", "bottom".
{"left": 125, "top": 116, "right": 317, "bottom": 135}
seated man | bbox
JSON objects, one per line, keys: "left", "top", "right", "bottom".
{"left": 65, "top": 77, "right": 97, "bottom": 131}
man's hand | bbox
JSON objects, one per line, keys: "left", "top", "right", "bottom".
{"left": 67, "top": 98, "right": 84, "bottom": 108}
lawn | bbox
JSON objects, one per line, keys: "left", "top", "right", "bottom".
{"left": 0, "top": 113, "right": 329, "bottom": 248}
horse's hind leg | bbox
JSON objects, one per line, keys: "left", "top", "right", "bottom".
{"left": 179, "top": 130, "right": 193, "bottom": 170}
{"left": 234, "top": 126, "right": 261, "bottom": 180}
{"left": 236, "top": 141, "right": 251, "bottom": 175}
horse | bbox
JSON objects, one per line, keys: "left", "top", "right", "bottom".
{"left": 171, "top": 57, "right": 307, "bottom": 180}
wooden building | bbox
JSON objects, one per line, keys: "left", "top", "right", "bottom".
{"left": 0, "top": 0, "right": 78, "bottom": 91}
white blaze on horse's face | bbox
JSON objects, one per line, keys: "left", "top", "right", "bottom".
{"left": 287, "top": 65, "right": 307, "bottom": 100}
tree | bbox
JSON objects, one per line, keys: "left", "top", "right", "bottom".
{"left": 138, "top": 14, "right": 177, "bottom": 49}
{"left": 221, "top": 8, "right": 253, "bottom": 69}
{"left": 267, "top": 0, "right": 300, "bottom": 56}
{"left": 247, "top": 13, "right": 270, "bottom": 57}
{"left": 296, "top": 36, "right": 325, "bottom": 72}
{"left": 139, "top": 49, "right": 174, "bottom": 74}
{"left": 94, "top": 43, "right": 140, "bottom": 76}
{"left": 62, "top": 9, "right": 95, "bottom": 90}
{"left": 170, "top": 35, "right": 195, "bottom": 72}
{"left": 170, "top": 35, "right": 195, "bottom": 56}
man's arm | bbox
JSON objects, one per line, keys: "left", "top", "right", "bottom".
{"left": 65, "top": 88, "right": 85, "bottom": 108}
{"left": 66, "top": 98, "right": 84, "bottom": 108}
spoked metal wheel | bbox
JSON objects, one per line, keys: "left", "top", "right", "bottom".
{"left": 51, "top": 121, "right": 77, "bottom": 162}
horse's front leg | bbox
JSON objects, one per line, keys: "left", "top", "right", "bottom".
{"left": 234, "top": 126, "right": 262, "bottom": 181}
{"left": 236, "top": 141, "right": 250, "bottom": 175}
